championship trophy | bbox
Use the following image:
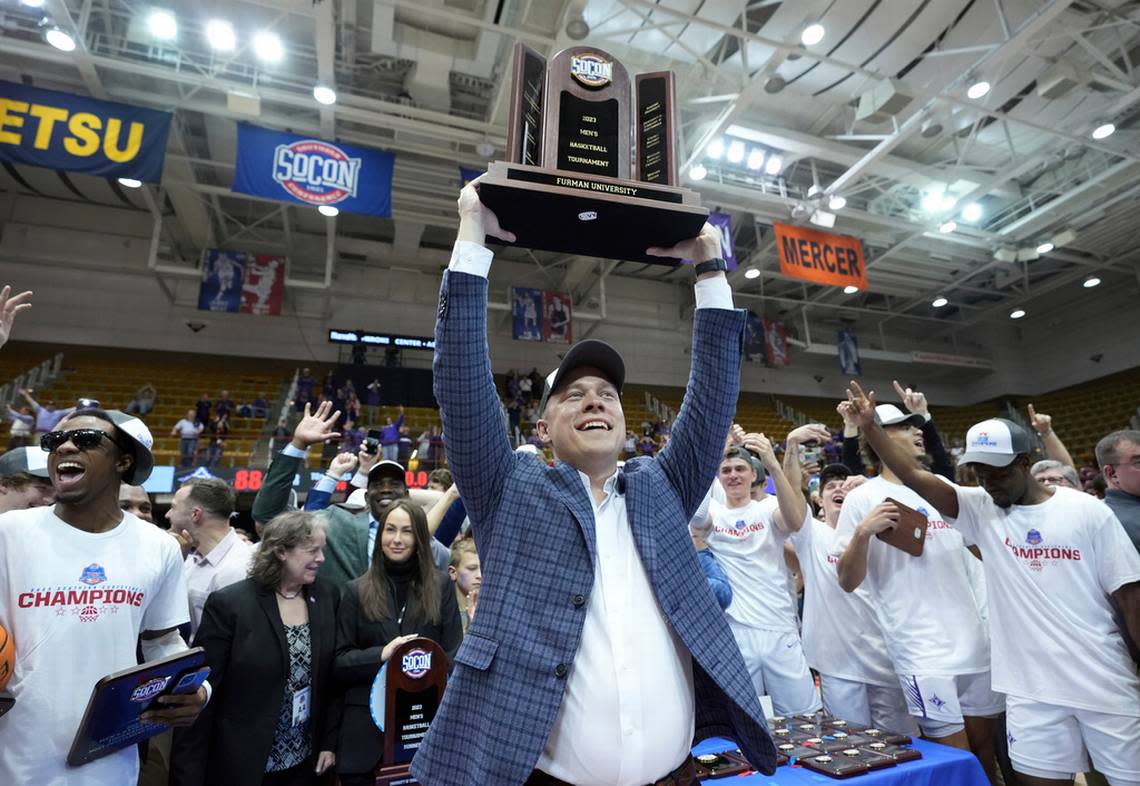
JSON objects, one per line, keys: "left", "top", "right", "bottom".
{"left": 477, "top": 44, "right": 708, "bottom": 264}
{"left": 369, "top": 637, "right": 448, "bottom": 786}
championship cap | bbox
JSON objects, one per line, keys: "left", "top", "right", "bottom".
{"left": 538, "top": 339, "right": 626, "bottom": 416}
{"left": 959, "top": 418, "right": 1034, "bottom": 467}
{"left": 61, "top": 408, "right": 155, "bottom": 485}
{"left": 874, "top": 404, "right": 925, "bottom": 429}
{"left": 0, "top": 446, "right": 50, "bottom": 479}
{"left": 366, "top": 460, "right": 406, "bottom": 486}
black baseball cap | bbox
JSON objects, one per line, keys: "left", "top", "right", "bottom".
{"left": 818, "top": 463, "right": 852, "bottom": 489}
{"left": 537, "top": 339, "right": 626, "bottom": 416}
{"left": 367, "top": 460, "right": 406, "bottom": 486}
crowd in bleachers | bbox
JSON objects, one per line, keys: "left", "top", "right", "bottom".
{"left": 0, "top": 180, "right": 1138, "bottom": 786}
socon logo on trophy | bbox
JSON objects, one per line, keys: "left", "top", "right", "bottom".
{"left": 570, "top": 54, "right": 613, "bottom": 88}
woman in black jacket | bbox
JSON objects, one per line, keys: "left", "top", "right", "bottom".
{"left": 334, "top": 500, "right": 462, "bottom": 785}
{"left": 171, "top": 511, "right": 340, "bottom": 786}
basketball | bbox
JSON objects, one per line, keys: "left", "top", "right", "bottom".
{"left": 0, "top": 623, "right": 13, "bottom": 692}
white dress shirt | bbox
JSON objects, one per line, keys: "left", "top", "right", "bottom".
{"left": 450, "top": 240, "right": 734, "bottom": 784}
{"left": 537, "top": 471, "right": 695, "bottom": 786}
{"left": 184, "top": 528, "right": 254, "bottom": 636}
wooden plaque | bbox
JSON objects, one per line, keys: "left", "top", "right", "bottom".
{"left": 374, "top": 637, "right": 448, "bottom": 786}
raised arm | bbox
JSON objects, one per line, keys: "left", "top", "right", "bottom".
{"left": 1027, "top": 404, "right": 1076, "bottom": 471}
{"left": 252, "top": 402, "right": 341, "bottom": 524}
{"left": 837, "top": 401, "right": 865, "bottom": 475}
{"left": 892, "top": 380, "right": 952, "bottom": 480}
{"left": 649, "top": 226, "right": 746, "bottom": 517}
{"left": 747, "top": 432, "right": 805, "bottom": 534}
{"left": 432, "top": 182, "right": 517, "bottom": 530}
{"left": 0, "top": 285, "right": 32, "bottom": 351}
{"left": 846, "top": 381, "right": 959, "bottom": 517}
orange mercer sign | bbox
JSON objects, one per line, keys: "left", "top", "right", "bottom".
{"left": 774, "top": 223, "right": 868, "bottom": 290}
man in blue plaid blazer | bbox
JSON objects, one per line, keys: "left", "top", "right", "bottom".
{"left": 412, "top": 182, "right": 776, "bottom": 785}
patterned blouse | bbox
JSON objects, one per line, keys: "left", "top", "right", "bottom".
{"left": 265, "top": 623, "right": 313, "bottom": 772}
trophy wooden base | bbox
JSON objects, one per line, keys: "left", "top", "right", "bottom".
{"left": 373, "top": 762, "right": 418, "bottom": 785}
{"left": 477, "top": 162, "right": 708, "bottom": 265}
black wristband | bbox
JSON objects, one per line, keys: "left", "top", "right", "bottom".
{"left": 694, "top": 258, "right": 728, "bottom": 276}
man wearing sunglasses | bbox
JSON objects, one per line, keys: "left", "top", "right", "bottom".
{"left": 0, "top": 408, "right": 208, "bottom": 786}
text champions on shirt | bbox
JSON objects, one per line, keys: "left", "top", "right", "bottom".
{"left": 18, "top": 587, "right": 145, "bottom": 608}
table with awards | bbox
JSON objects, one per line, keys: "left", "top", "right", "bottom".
{"left": 692, "top": 712, "right": 989, "bottom": 785}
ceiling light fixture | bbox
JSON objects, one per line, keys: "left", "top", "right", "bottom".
{"left": 920, "top": 189, "right": 945, "bottom": 212}
{"left": 148, "top": 9, "right": 177, "bottom": 40}
{"left": 746, "top": 149, "right": 765, "bottom": 170}
{"left": 726, "top": 140, "right": 745, "bottom": 164}
{"left": 117, "top": 177, "right": 142, "bottom": 188}
{"left": 1082, "top": 275, "right": 1101, "bottom": 288}
{"left": 810, "top": 209, "right": 836, "bottom": 228}
{"left": 253, "top": 30, "right": 284, "bottom": 63}
{"left": 689, "top": 164, "right": 707, "bottom": 181}
{"left": 1009, "top": 308, "right": 1026, "bottom": 319}
{"left": 564, "top": 0, "right": 589, "bottom": 40}
{"left": 313, "top": 85, "right": 337, "bottom": 105}
{"left": 476, "top": 140, "right": 495, "bottom": 157}
{"left": 20, "top": 0, "right": 45, "bottom": 7}
{"left": 939, "top": 194, "right": 957, "bottom": 211}
{"left": 706, "top": 138, "right": 724, "bottom": 159}
{"left": 1036, "top": 241, "right": 1054, "bottom": 254}
{"left": 45, "top": 27, "right": 76, "bottom": 52}
{"left": 828, "top": 195, "right": 847, "bottom": 210}
{"left": 764, "top": 155, "right": 783, "bottom": 175}
{"left": 961, "top": 202, "right": 983, "bottom": 222}
{"left": 744, "top": 267, "right": 761, "bottom": 280}
{"left": 843, "top": 285, "right": 859, "bottom": 295}
{"left": 966, "top": 79, "right": 991, "bottom": 99}
{"left": 318, "top": 205, "right": 339, "bottom": 217}
{"left": 931, "top": 296, "right": 949, "bottom": 308}
{"left": 801, "top": 23, "right": 825, "bottom": 46}
{"left": 939, "top": 220, "right": 957, "bottom": 233}
{"left": 1091, "top": 122, "right": 1115, "bottom": 140}
{"left": 205, "top": 19, "right": 235, "bottom": 51}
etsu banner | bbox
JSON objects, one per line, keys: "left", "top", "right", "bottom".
{"left": 232, "top": 124, "right": 394, "bottom": 217}
{"left": 0, "top": 81, "right": 171, "bottom": 182}
{"left": 774, "top": 222, "right": 867, "bottom": 290}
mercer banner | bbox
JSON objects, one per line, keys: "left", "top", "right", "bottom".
{"left": 0, "top": 81, "right": 171, "bottom": 182}
{"left": 233, "top": 124, "right": 395, "bottom": 217}
{"left": 774, "top": 222, "right": 867, "bottom": 290}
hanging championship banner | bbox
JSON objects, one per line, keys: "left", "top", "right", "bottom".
{"left": 511, "top": 287, "right": 543, "bottom": 341}
{"left": 709, "top": 212, "right": 737, "bottom": 270}
{"left": 232, "top": 124, "right": 394, "bottom": 216}
{"left": 459, "top": 166, "right": 484, "bottom": 188}
{"left": 198, "top": 250, "right": 285, "bottom": 315}
{"left": 543, "top": 291, "right": 572, "bottom": 344}
{"left": 774, "top": 222, "right": 867, "bottom": 290}
{"left": 0, "top": 81, "right": 172, "bottom": 182}
{"left": 838, "top": 328, "right": 862, "bottom": 376}
{"left": 763, "top": 319, "right": 790, "bottom": 366}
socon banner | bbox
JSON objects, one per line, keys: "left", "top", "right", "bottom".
{"left": 232, "top": 124, "right": 394, "bottom": 217}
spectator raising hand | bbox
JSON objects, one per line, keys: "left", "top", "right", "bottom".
{"left": 1027, "top": 403, "right": 1077, "bottom": 470}
{"left": 290, "top": 400, "right": 343, "bottom": 451}
{"left": 0, "top": 285, "right": 33, "bottom": 350}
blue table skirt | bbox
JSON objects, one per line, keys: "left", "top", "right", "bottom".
{"left": 693, "top": 736, "right": 989, "bottom": 786}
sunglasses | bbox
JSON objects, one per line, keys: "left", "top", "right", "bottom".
{"left": 41, "top": 428, "right": 121, "bottom": 453}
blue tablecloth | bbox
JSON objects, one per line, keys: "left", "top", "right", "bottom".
{"left": 694, "top": 737, "right": 989, "bottom": 786}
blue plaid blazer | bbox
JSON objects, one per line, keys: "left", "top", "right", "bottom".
{"left": 412, "top": 270, "right": 776, "bottom": 785}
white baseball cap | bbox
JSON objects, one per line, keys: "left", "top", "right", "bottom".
{"left": 874, "top": 404, "right": 925, "bottom": 428}
{"left": 959, "top": 418, "right": 1034, "bottom": 467}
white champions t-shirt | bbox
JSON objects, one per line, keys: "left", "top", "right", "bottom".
{"left": 789, "top": 519, "right": 897, "bottom": 687}
{"left": 0, "top": 507, "right": 190, "bottom": 786}
{"left": 833, "top": 476, "right": 989, "bottom": 677}
{"left": 693, "top": 496, "right": 799, "bottom": 632}
{"left": 950, "top": 485, "right": 1140, "bottom": 715}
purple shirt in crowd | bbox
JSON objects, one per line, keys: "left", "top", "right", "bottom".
{"left": 379, "top": 414, "right": 405, "bottom": 445}
{"left": 33, "top": 405, "right": 69, "bottom": 433}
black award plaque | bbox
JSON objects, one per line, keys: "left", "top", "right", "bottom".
{"left": 479, "top": 44, "right": 707, "bottom": 265}
{"left": 373, "top": 638, "right": 448, "bottom": 786}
